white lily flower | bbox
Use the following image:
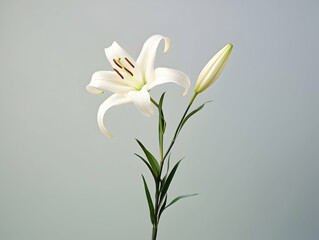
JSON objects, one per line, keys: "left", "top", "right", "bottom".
{"left": 87, "top": 35, "right": 190, "bottom": 138}
{"left": 195, "top": 43, "right": 233, "bottom": 93}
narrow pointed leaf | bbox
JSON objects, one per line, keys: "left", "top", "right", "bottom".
{"left": 136, "top": 139, "right": 159, "bottom": 177}
{"left": 159, "top": 92, "right": 165, "bottom": 108}
{"left": 180, "top": 101, "right": 212, "bottom": 130}
{"left": 142, "top": 175, "right": 156, "bottom": 224}
{"left": 165, "top": 193, "right": 198, "bottom": 209}
{"left": 159, "top": 159, "right": 183, "bottom": 204}
{"left": 158, "top": 93, "right": 166, "bottom": 150}
{"left": 161, "top": 153, "right": 171, "bottom": 190}
{"left": 158, "top": 195, "right": 167, "bottom": 219}
{"left": 135, "top": 153, "right": 157, "bottom": 181}
{"left": 158, "top": 92, "right": 166, "bottom": 134}
{"left": 162, "top": 115, "right": 167, "bottom": 133}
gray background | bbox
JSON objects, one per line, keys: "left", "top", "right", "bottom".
{"left": 1, "top": 0, "right": 319, "bottom": 239}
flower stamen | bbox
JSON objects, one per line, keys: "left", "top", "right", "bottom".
{"left": 124, "top": 67, "right": 133, "bottom": 76}
{"left": 113, "top": 59, "right": 122, "bottom": 68}
{"left": 113, "top": 68, "right": 124, "bottom": 79}
{"left": 115, "top": 58, "right": 142, "bottom": 90}
{"left": 125, "top": 57, "right": 135, "bottom": 68}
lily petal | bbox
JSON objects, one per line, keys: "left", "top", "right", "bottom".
{"left": 105, "top": 42, "right": 143, "bottom": 87}
{"left": 97, "top": 93, "right": 132, "bottom": 138}
{"left": 86, "top": 71, "right": 134, "bottom": 94}
{"left": 128, "top": 86, "right": 154, "bottom": 117}
{"left": 136, "top": 35, "right": 170, "bottom": 84}
{"left": 148, "top": 67, "right": 190, "bottom": 96}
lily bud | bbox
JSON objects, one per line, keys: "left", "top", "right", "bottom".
{"left": 195, "top": 44, "right": 233, "bottom": 93}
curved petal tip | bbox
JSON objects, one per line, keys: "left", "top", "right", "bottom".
{"left": 163, "top": 37, "right": 170, "bottom": 54}
{"left": 86, "top": 85, "right": 104, "bottom": 95}
{"left": 97, "top": 93, "right": 132, "bottom": 138}
{"left": 102, "top": 129, "right": 113, "bottom": 138}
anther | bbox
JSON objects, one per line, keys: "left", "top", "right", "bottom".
{"left": 125, "top": 57, "right": 135, "bottom": 68}
{"left": 113, "top": 68, "right": 124, "bottom": 79}
{"left": 124, "top": 67, "right": 133, "bottom": 76}
{"left": 113, "top": 59, "right": 122, "bottom": 68}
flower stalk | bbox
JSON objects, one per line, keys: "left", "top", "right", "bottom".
{"left": 150, "top": 92, "right": 198, "bottom": 240}
{"left": 163, "top": 92, "right": 198, "bottom": 162}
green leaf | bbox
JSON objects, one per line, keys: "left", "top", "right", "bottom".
{"left": 136, "top": 139, "right": 160, "bottom": 177}
{"left": 166, "top": 153, "right": 171, "bottom": 176}
{"left": 135, "top": 153, "right": 157, "bottom": 182}
{"left": 180, "top": 101, "right": 212, "bottom": 130}
{"left": 158, "top": 195, "right": 167, "bottom": 219}
{"left": 142, "top": 175, "right": 156, "bottom": 224}
{"left": 159, "top": 158, "right": 183, "bottom": 204}
{"left": 158, "top": 92, "right": 166, "bottom": 134}
{"left": 165, "top": 193, "right": 198, "bottom": 209}
{"left": 158, "top": 93, "right": 166, "bottom": 151}
{"left": 161, "top": 153, "right": 171, "bottom": 190}
{"left": 159, "top": 92, "right": 165, "bottom": 107}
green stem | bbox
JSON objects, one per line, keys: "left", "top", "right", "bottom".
{"left": 163, "top": 92, "right": 198, "bottom": 161}
{"left": 149, "top": 92, "right": 198, "bottom": 240}
{"left": 151, "top": 98, "right": 159, "bottom": 108}
{"left": 150, "top": 97, "right": 164, "bottom": 240}
{"left": 152, "top": 225, "right": 158, "bottom": 240}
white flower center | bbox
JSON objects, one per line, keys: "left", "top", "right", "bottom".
{"left": 113, "top": 58, "right": 144, "bottom": 91}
